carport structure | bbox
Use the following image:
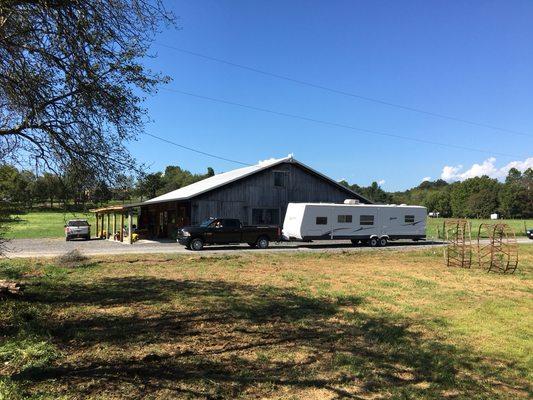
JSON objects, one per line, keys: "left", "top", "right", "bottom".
{"left": 90, "top": 205, "right": 136, "bottom": 244}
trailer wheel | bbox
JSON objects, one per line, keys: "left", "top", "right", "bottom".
{"left": 190, "top": 238, "right": 204, "bottom": 251}
{"left": 379, "top": 237, "right": 388, "bottom": 247}
{"left": 256, "top": 236, "right": 269, "bottom": 249}
{"left": 369, "top": 237, "right": 379, "bottom": 247}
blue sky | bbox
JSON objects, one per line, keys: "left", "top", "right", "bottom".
{"left": 130, "top": 0, "right": 533, "bottom": 191}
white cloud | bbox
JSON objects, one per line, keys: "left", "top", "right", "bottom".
{"left": 440, "top": 157, "right": 533, "bottom": 182}
{"left": 378, "top": 179, "right": 385, "bottom": 185}
{"left": 421, "top": 176, "right": 431, "bottom": 182}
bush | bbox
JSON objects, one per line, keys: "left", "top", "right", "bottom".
{"left": 55, "top": 249, "right": 88, "bottom": 268}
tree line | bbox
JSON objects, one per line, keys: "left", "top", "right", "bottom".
{"left": 341, "top": 167, "right": 532, "bottom": 219}
{"left": 0, "top": 163, "right": 215, "bottom": 211}
{"left": 3, "top": 161, "right": 531, "bottom": 219}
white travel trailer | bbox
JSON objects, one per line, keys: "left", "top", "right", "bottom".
{"left": 282, "top": 201, "right": 427, "bottom": 247}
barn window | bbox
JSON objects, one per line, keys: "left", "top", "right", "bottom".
{"left": 405, "top": 215, "right": 415, "bottom": 223}
{"left": 360, "top": 215, "right": 374, "bottom": 225}
{"left": 316, "top": 217, "right": 328, "bottom": 225}
{"left": 274, "top": 171, "right": 285, "bottom": 187}
{"left": 338, "top": 215, "right": 353, "bottom": 223}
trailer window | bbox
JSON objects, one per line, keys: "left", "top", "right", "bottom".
{"left": 316, "top": 217, "right": 328, "bottom": 225}
{"left": 338, "top": 215, "right": 352, "bottom": 223}
{"left": 360, "top": 215, "right": 374, "bottom": 225}
{"left": 405, "top": 215, "right": 415, "bottom": 223}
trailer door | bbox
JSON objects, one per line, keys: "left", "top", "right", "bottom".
{"left": 305, "top": 206, "right": 332, "bottom": 239}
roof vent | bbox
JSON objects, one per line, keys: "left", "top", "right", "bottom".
{"left": 344, "top": 199, "right": 360, "bottom": 205}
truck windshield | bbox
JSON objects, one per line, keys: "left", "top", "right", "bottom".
{"left": 199, "top": 218, "right": 216, "bottom": 227}
{"left": 68, "top": 221, "right": 89, "bottom": 227}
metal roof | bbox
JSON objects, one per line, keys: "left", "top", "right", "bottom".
{"left": 138, "top": 156, "right": 371, "bottom": 206}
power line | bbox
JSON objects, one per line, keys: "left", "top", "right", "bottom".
{"left": 160, "top": 87, "right": 525, "bottom": 159}
{"left": 143, "top": 132, "right": 252, "bottom": 166}
{"left": 154, "top": 42, "right": 532, "bottom": 138}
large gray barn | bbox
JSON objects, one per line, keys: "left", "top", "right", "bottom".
{"left": 136, "top": 156, "right": 370, "bottom": 238}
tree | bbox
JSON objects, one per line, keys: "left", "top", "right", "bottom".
{"left": 450, "top": 176, "right": 500, "bottom": 218}
{"left": 92, "top": 181, "right": 112, "bottom": 205}
{"left": 136, "top": 172, "right": 164, "bottom": 200}
{"left": 499, "top": 168, "right": 533, "bottom": 218}
{"left": 0, "top": 1, "right": 174, "bottom": 183}
{"left": 113, "top": 174, "right": 135, "bottom": 203}
{"left": 423, "top": 190, "right": 451, "bottom": 217}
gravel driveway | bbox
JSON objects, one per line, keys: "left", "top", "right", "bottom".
{"left": 3, "top": 237, "right": 530, "bottom": 259}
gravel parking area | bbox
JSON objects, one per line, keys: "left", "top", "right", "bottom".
{"left": 1, "top": 237, "right": 453, "bottom": 258}
{"left": 4, "top": 237, "right": 530, "bottom": 259}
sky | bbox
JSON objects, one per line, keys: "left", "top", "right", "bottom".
{"left": 129, "top": 0, "right": 533, "bottom": 191}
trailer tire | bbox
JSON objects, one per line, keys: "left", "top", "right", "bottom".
{"left": 256, "top": 236, "right": 269, "bottom": 249}
{"left": 369, "top": 237, "right": 379, "bottom": 247}
{"left": 190, "top": 238, "right": 204, "bottom": 251}
{"left": 379, "top": 237, "right": 388, "bottom": 247}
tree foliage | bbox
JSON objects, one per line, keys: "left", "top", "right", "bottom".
{"left": 343, "top": 169, "right": 532, "bottom": 219}
{"left": 0, "top": 0, "right": 174, "bottom": 182}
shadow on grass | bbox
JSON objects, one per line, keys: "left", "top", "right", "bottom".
{"left": 6, "top": 277, "right": 530, "bottom": 399}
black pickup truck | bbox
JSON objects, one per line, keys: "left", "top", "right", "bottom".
{"left": 177, "top": 218, "right": 281, "bottom": 251}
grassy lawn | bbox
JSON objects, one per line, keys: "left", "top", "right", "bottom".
{"left": 426, "top": 218, "right": 532, "bottom": 239}
{"left": 4, "top": 211, "right": 96, "bottom": 239}
{"left": 0, "top": 247, "right": 531, "bottom": 399}
{"left": 4, "top": 211, "right": 138, "bottom": 239}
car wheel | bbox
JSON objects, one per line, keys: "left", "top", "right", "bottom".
{"left": 369, "top": 237, "right": 379, "bottom": 247}
{"left": 379, "top": 237, "right": 388, "bottom": 247}
{"left": 190, "top": 238, "right": 204, "bottom": 251}
{"left": 256, "top": 236, "right": 269, "bottom": 249}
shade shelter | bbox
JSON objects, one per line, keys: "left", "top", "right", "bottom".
{"left": 90, "top": 205, "right": 136, "bottom": 244}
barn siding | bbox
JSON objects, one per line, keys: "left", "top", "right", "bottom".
{"left": 190, "top": 162, "right": 360, "bottom": 224}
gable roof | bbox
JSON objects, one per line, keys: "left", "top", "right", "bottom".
{"left": 141, "top": 156, "right": 371, "bottom": 205}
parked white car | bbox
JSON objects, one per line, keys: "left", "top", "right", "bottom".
{"left": 65, "top": 219, "right": 91, "bottom": 241}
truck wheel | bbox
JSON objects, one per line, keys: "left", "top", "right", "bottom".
{"left": 256, "top": 236, "right": 269, "bottom": 249}
{"left": 379, "top": 237, "right": 388, "bottom": 247}
{"left": 369, "top": 237, "right": 379, "bottom": 247}
{"left": 190, "top": 238, "right": 204, "bottom": 251}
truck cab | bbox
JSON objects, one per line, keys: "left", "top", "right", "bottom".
{"left": 177, "top": 218, "right": 280, "bottom": 251}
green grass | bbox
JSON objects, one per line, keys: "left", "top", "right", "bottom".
{"left": 4, "top": 211, "right": 96, "bottom": 239}
{"left": 427, "top": 217, "right": 532, "bottom": 239}
{"left": 0, "top": 247, "right": 531, "bottom": 399}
